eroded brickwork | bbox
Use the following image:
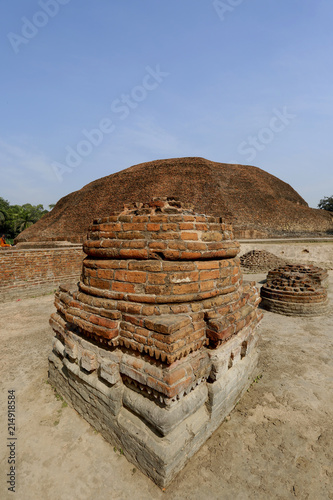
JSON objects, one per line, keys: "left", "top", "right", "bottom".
{"left": 48, "top": 198, "right": 262, "bottom": 486}
{"left": 260, "top": 264, "right": 329, "bottom": 316}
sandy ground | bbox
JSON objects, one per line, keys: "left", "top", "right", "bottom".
{"left": 0, "top": 273, "right": 332, "bottom": 500}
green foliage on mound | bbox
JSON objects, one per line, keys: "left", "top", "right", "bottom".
{"left": 318, "top": 196, "right": 333, "bottom": 212}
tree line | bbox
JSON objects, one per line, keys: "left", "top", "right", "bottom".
{"left": 0, "top": 196, "right": 55, "bottom": 243}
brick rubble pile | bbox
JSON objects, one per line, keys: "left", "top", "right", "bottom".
{"left": 240, "top": 249, "right": 289, "bottom": 273}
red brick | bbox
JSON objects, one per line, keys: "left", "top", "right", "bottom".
{"left": 172, "top": 283, "right": 199, "bottom": 295}
{"left": 186, "top": 242, "right": 207, "bottom": 251}
{"left": 117, "top": 231, "right": 144, "bottom": 240}
{"left": 121, "top": 240, "right": 146, "bottom": 249}
{"left": 161, "top": 223, "right": 178, "bottom": 231}
{"left": 122, "top": 223, "right": 146, "bottom": 231}
{"left": 90, "top": 278, "right": 110, "bottom": 290}
{"left": 180, "top": 232, "right": 198, "bottom": 241}
{"left": 112, "top": 282, "right": 135, "bottom": 293}
{"left": 119, "top": 249, "right": 148, "bottom": 259}
{"left": 148, "top": 273, "right": 167, "bottom": 284}
{"left": 200, "top": 280, "right": 215, "bottom": 292}
{"left": 114, "top": 270, "right": 146, "bottom": 283}
{"left": 145, "top": 285, "right": 171, "bottom": 295}
{"left": 147, "top": 223, "right": 160, "bottom": 231}
{"left": 179, "top": 222, "right": 194, "bottom": 230}
{"left": 128, "top": 261, "right": 162, "bottom": 272}
{"left": 97, "top": 269, "right": 114, "bottom": 279}
{"left": 98, "top": 223, "right": 122, "bottom": 231}
{"left": 200, "top": 269, "right": 219, "bottom": 280}
{"left": 180, "top": 251, "right": 201, "bottom": 259}
{"left": 151, "top": 232, "right": 179, "bottom": 240}
{"left": 148, "top": 241, "right": 167, "bottom": 250}
{"left": 168, "top": 242, "right": 187, "bottom": 250}
{"left": 163, "top": 368, "right": 186, "bottom": 385}
{"left": 196, "top": 261, "right": 220, "bottom": 270}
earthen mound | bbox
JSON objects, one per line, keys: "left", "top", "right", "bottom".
{"left": 240, "top": 250, "right": 290, "bottom": 273}
{"left": 15, "top": 157, "right": 333, "bottom": 244}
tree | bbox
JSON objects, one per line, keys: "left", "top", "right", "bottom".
{"left": 0, "top": 197, "right": 11, "bottom": 235}
{"left": 0, "top": 197, "right": 50, "bottom": 240}
{"left": 318, "top": 196, "right": 333, "bottom": 212}
{"left": 11, "top": 204, "right": 48, "bottom": 233}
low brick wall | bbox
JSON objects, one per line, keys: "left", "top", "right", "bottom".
{"left": 0, "top": 246, "right": 84, "bottom": 302}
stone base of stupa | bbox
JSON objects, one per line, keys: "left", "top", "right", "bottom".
{"left": 49, "top": 319, "right": 259, "bottom": 487}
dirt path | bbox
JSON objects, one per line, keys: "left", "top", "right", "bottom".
{"left": 1, "top": 274, "right": 332, "bottom": 500}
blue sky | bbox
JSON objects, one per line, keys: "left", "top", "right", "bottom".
{"left": 0, "top": 0, "right": 332, "bottom": 209}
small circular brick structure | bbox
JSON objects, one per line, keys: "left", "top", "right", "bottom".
{"left": 260, "top": 264, "right": 329, "bottom": 316}
{"left": 267, "top": 264, "right": 329, "bottom": 288}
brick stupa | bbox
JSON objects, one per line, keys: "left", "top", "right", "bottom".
{"left": 48, "top": 198, "right": 263, "bottom": 487}
{"left": 261, "top": 264, "right": 329, "bottom": 316}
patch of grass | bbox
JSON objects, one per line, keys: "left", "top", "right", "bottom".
{"left": 54, "top": 420, "right": 59, "bottom": 426}
{"left": 247, "top": 374, "right": 263, "bottom": 392}
{"left": 61, "top": 401, "right": 68, "bottom": 408}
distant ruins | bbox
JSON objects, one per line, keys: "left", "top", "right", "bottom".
{"left": 48, "top": 198, "right": 263, "bottom": 486}
{"left": 260, "top": 264, "right": 329, "bottom": 316}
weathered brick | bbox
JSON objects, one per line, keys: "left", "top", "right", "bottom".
{"left": 173, "top": 283, "right": 199, "bottom": 295}
{"left": 114, "top": 270, "right": 146, "bottom": 283}
{"left": 147, "top": 223, "right": 160, "bottom": 231}
{"left": 200, "top": 269, "right": 220, "bottom": 281}
{"left": 97, "top": 269, "right": 114, "bottom": 279}
{"left": 112, "top": 282, "right": 135, "bottom": 293}
{"left": 90, "top": 278, "right": 110, "bottom": 290}
{"left": 180, "top": 232, "right": 198, "bottom": 241}
{"left": 122, "top": 223, "right": 146, "bottom": 231}
{"left": 117, "top": 231, "right": 145, "bottom": 240}
{"left": 179, "top": 222, "right": 194, "bottom": 230}
{"left": 161, "top": 223, "right": 178, "bottom": 231}
{"left": 148, "top": 273, "right": 167, "bottom": 284}
{"left": 128, "top": 261, "right": 162, "bottom": 272}
{"left": 186, "top": 242, "right": 207, "bottom": 251}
